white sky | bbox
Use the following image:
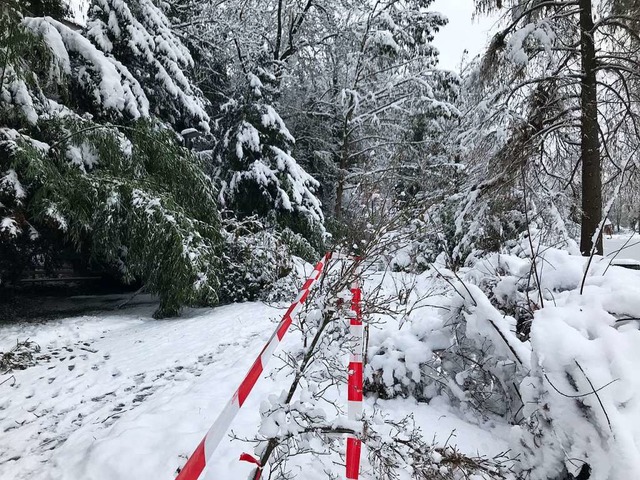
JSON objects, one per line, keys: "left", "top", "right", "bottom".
{"left": 430, "top": 0, "right": 499, "bottom": 72}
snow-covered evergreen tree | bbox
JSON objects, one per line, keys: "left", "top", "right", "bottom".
{"left": 86, "top": 0, "right": 210, "bottom": 131}
{"left": 0, "top": 0, "right": 222, "bottom": 317}
{"left": 161, "top": 1, "right": 327, "bottom": 251}
{"left": 212, "top": 69, "right": 325, "bottom": 250}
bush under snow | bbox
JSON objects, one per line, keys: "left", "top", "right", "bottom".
{"left": 366, "top": 236, "right": 640, "bottom": 479}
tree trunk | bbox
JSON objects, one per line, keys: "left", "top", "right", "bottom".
{"left": 334, "top": 138, "right": 348, "bottom": 219}
{"left": 334, "top": 100, "right": 354, "bottom": 220}
{"left": 334, "top": 163, "right": 345, "bottom": 218}
{"left": 579, "top": 0, "right": 603, "bottom": 256}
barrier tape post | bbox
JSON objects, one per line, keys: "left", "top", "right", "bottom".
{"left": 176, "top": 253, "right": 331, "bottom": 480}
{"left": 346, "top": 262, "right": 363, "bottom": 480}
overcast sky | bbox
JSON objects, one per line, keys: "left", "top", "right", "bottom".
{"left": 430, "top": 0, "right": 498, "bottom": 72}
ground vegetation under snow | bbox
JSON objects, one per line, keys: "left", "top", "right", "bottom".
{"left": 2, "top": 234, "right": 640, "bottom": 479}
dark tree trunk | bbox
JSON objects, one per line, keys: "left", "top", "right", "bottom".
{"left": 334, "top": 100, "right": 354, "bottom": 220}
{"left": 334, "top": 175, "right": 344, "bottom": 218}
{"left": 579, "top": 0, "right": 603, "bottom": 256}
{"left": 334, "top": 148, "right": 347, "bottom": 219}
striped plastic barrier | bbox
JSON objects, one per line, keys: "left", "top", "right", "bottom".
{"left": 176, "top": 253, "right": 332, "bottom": 480}
{"left": 346, "top": 276, "right": 364, "bottom": 480}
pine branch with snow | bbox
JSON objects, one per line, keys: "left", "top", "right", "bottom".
{"left": 86, "top": 0, "right": 210, "bottom": 131}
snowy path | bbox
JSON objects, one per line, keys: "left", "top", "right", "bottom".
{"left": 0, "top": 303, "right": 284, "bottom": 479}
{"left": 604, "top": 232, "right": 640, "bottom": 262}
{"left": 0, "top": 302, "right": 510, "bottom": 480}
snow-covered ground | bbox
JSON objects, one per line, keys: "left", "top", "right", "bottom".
{"left": 0, "top": 301, "right": 509, "bottom": 479}
{"left": 605, "top": 232, "right": 640, "bottom": 262}
{"left": 3, "top": 239, "right": 640, "bottom": 479}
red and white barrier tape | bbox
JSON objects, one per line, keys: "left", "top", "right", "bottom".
{"left": 346, "top": 271, "right": 363, "bottom": 480}
{"left": 176, "top": 253, "right": 331, "bottom": 480}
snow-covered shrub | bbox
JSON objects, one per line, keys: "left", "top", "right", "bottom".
{"left": 366, "top": 233, "right": 565, "bottom": 414}
{"left": 384, "top": 209, "right": 447, "bottom": 273}
{"left": 280, "top": 227, "right": 320, "bottom": 263}
{"left": 218, "top": 216, "right": 293, "bottom": 303}
{"left": 512, "top": 256, "right": 640, "bottom": 480}
{"left": 368, "top": 231, "right": 640, "bottom": 479}
{"left": 262, "top": 265, "right": 301, "bottom": 304}
{"left": 366, "top": 266, "right": 528, "bottom": 420}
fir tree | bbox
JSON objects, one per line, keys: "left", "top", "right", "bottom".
{"left": 212, "top": 69, "right": 325, "bottom": 251}
{"left": 86, "top": 0, "right": 211, "bottom": 132}
{"left": 0, "top": 1, "right": 222, "bottom": 317}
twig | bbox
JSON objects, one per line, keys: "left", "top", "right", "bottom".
{"left": 487, "top": 319, "right": 524, "bottom": 366}
{"left": 522, "top": 167, "right": 544, "bottom": 308}
{"left": 574, "top": 360, "right": 613, "bottom": 432}
{"left": 116, "top": 284, "right": 147, "bottom": 310}
{"left": 602, "top": 232, "right": 638, "bottom": 276}
{"left": 543, "top": 372, "right": 618, "bottom": 400}
{"left": 431, "top": 264, "right": 477, "bottom": 307}
{"left": 0, "top": 375, "right": 16, "bottom": 386}
{"left": 451, "top": 269, "right": 479, "bottom": 307}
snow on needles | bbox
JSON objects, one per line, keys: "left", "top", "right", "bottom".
{"left": 23, "top": 16, "right": 150, "bottom": 119}
{"left": 87, "top": 0, "right": 211, "bottom": 131}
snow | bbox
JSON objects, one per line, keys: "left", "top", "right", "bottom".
{"left": 367, "top": 230, "right": 640, "bottom": 479}
{"left": 0, "top": 299, "right": 510, "bottom": 480}
{"left": 86, "top": 0, "right": 210, "bottom": 130}
{"left": 45, "top": 205, "right": 68, "bottom": 232}
{"left": 235, "top": 121, "right": 261, "bottom": 158}
{"left": 66, "top": 143, "right": 100, "bottom": 171}
{"left": 7, "top": 78, "right": 39, "bottom": 125}
{"left": 368, "top": 30, "right": 401, "bottom": 54}
{"left": 247, "top": 73, "right": 263, "bottom": 96}
{"left": 605, "top": 232, "right": 640, "bottom": 263}
{"left": 180, "top": 128, "right": 199, "bottom": 138}
{"left": 23, "top": 16, "right": 150, "bottom": 119}
{"left": 519, "top": 286, "right": 640, "bottom": 479}
{"left": 260, "top": 106, "right": 295, "bottom": 144}
{"left": 0, "top": 303, "right": 281, "bottom": 479}
{"left": 375, "top": 397, "right": 510, "bottom": 459}
{"left": 0, "top": 170, "right": 26, "bottom": 202}
{"left": 458, "top": 237, "right": 640, "bottom": 479}
{"left": 505, "top": 23, "right": 554, "bottom": 67}
{"left": 0, "top": 217, "right": 20, "bottom": 236}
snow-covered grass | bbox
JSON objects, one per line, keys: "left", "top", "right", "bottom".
{"left": 0, "top": 299, "right": 509, "bottom": 479}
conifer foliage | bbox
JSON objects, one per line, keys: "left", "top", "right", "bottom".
{"left": 87, "top": 0, "right": 211, "bottom": 131}
{"left": 213, "top": 71, "right": 325, "bottom": 249}
{"left": 0, "top": 0, "right": 221, "bottom": 317}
